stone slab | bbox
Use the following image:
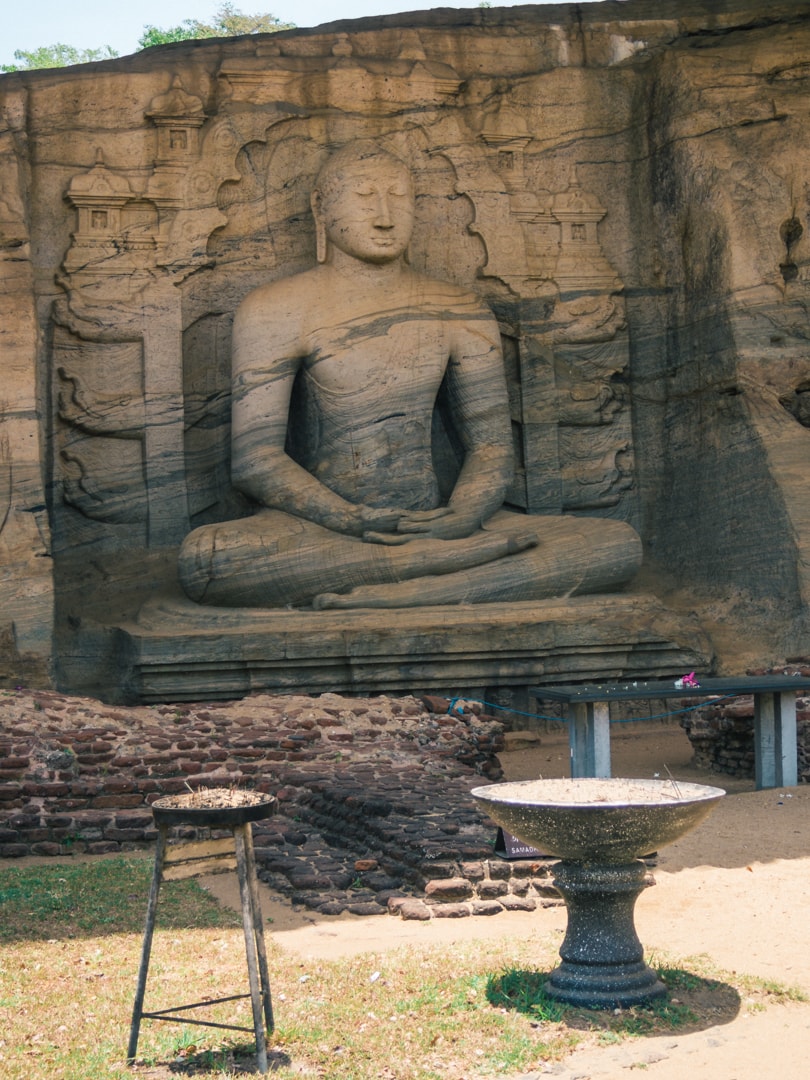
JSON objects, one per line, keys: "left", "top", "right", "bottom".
{"left": 91, "top": 592, "right": 712, "bottom": 703}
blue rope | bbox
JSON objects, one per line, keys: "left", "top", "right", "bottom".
{"left": 447, "top": 693, "right": 741, "bottom": 725}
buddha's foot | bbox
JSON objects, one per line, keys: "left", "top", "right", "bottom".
{"left": 312, "top": 531, "right": 539, "bottom": 609}
{"left": 314, "top": 587, "right": 429, "bottom": 610}
{"left": 506, "top": 533, "right": 539, "bottom": 554}
{"left": 313, "top": 592, "right": 351, "bottom": 610}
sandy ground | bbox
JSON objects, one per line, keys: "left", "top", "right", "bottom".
{"left": 201, "top": 720, "right": 810, "bottom": 1079}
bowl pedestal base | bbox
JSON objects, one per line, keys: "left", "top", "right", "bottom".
{"left": 545, "top": 860, "right": 667, "bottom": 1008}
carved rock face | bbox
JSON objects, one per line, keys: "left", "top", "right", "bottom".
{"left": 4, "top": 4, "right": 810, "bottom": 695}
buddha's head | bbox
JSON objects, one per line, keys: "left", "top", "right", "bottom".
{"left": 311, "top": 141, "right": 414, "bottom": 265}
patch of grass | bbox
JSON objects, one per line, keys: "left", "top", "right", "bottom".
{"left": 0, "top": 857, "right": 241, "bottom": 942}
{"left": 613, "top": 994, "right": 699, "bottom": 1036}
{"left": 655, "top": 953, "right": 808, "bottom": 1006}
{"left": 487, "top": 967, "right": 566, "bottom": 1022}
{"left": 733, "top": 972, "right": 808, "bottom": 1004}
{"left": 0, "top": 860, "right": 807, "bottom": 1079}
{"left": 483, "top": 957, "right": 807, "bottom": 1045}
{"left": 486, "top": 964, "right": 706, "bottom": 1034}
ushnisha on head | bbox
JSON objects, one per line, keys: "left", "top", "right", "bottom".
{"left": 310, "top": 141, "right": 415, "bottom": 265}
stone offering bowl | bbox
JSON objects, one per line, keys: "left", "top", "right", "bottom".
{"left": 470, "top": 777, "right": 725, "bottom": 863}
{"left": 471, "top": 777, "right": 725, "bottom": 1008}
{"left": 151, "top": 790, "right": 276, "bottom": 829}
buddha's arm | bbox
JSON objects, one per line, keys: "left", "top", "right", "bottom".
{"left": 230, "top": 288, "right": 400, "bottom": 537}
{"left": 394, "top": 313, "right": 513, "bottom": 541}
{"left": 444, "top": 319, "right": 514, "bottom": 523}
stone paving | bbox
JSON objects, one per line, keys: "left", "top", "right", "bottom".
{"left": 0, "top": 687, "right": 561, "bottom": 918}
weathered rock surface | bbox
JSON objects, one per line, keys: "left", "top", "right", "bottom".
{"left": 1, "top": 1, "right": 809, "bottom": 698}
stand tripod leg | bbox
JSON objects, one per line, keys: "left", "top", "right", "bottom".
{"left": 235, "top": 825, "right": 269, "bottom": 1074}
{"left": 242, "top": 823, "right": 274, "bottom": 1032}
{"left": 127, "top": 825, "right": 168, "bottom": 1062}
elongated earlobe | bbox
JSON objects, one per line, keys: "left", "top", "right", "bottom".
{"left": 311, "top": 190, "right": 328, "bottom": 264}
{"left": 315, "top": 219, "right": 328, "bottom": 264}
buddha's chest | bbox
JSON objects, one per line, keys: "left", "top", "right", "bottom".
{"left": 304, "top": 311, "right": 450, "bottom": 403}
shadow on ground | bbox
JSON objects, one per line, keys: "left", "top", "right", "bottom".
{"left": 487, "top": 965, "right": 742, "bottom": 1037}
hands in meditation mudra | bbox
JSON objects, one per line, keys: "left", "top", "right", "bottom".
{"left": 178, "top": 141, "right": 641, "bottom": 609}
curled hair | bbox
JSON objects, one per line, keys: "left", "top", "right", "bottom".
{"left": 312, "top": 140, "right": 410, "bottom": 197}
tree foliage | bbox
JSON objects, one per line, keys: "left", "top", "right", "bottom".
{"left": 1, "top": 44, "right": 118, "bottom": 72}
{"left": 1, "top": 6, "right": 294, "bottom": 72}
{"left": 138, "top": 4, "right": 294, "bottom": 50}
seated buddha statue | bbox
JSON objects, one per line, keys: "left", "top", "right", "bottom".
{"left": 178, "top": 141, "right": 641, "bottom": 609}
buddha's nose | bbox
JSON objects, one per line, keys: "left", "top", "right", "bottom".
{"left": 373, "top": 194, "right": 394, "bottom": 227}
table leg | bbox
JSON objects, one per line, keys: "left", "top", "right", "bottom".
{"left": 754, "top": 691, "right": 798, "bottom": 789}
{"left": 569, "top": 702, "right": 611, "bottom": 778}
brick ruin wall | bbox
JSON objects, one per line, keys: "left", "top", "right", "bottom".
{"left": 680, "top": 662, "right": 810, "bottom": 781}
{"left": 4, "top": 667, "right": 807, "bottom": 918}
{"left": 0, "top": 689, "right": 562, "bottom": 919}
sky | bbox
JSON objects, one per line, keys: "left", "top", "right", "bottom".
{"left": 1, "top": 1, "right": 569, "bottom": 70}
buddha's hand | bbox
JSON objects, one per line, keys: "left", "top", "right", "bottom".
{"left": 363, "top": 506, "right": 476, "bottom": 544}
{"left": 354, "top": 505, "right": 408, "bottom": 539}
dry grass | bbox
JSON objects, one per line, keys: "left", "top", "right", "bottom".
{"left": 0, "top": 857, "right": 805, "bottom": 1079}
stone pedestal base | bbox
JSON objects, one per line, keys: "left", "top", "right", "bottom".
{"left": 546, "top": 860, "right": 667, "bottom": 1008}
{"left": 62, "top": 591, "right": 712, "bottom": 704}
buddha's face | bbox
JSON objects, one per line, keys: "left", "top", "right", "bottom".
{"left": 315, "top": 154, "right": 415, "bottom": 264}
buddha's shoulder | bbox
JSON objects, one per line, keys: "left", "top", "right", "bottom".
{"left": 408, "top": 271, "right": 493, "bottom": 312}
{"left": 236, "top": 267, "right": 493, "bottom": 319}
{"left": 235, "top": 268, "right": 322, "bottom": 320}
